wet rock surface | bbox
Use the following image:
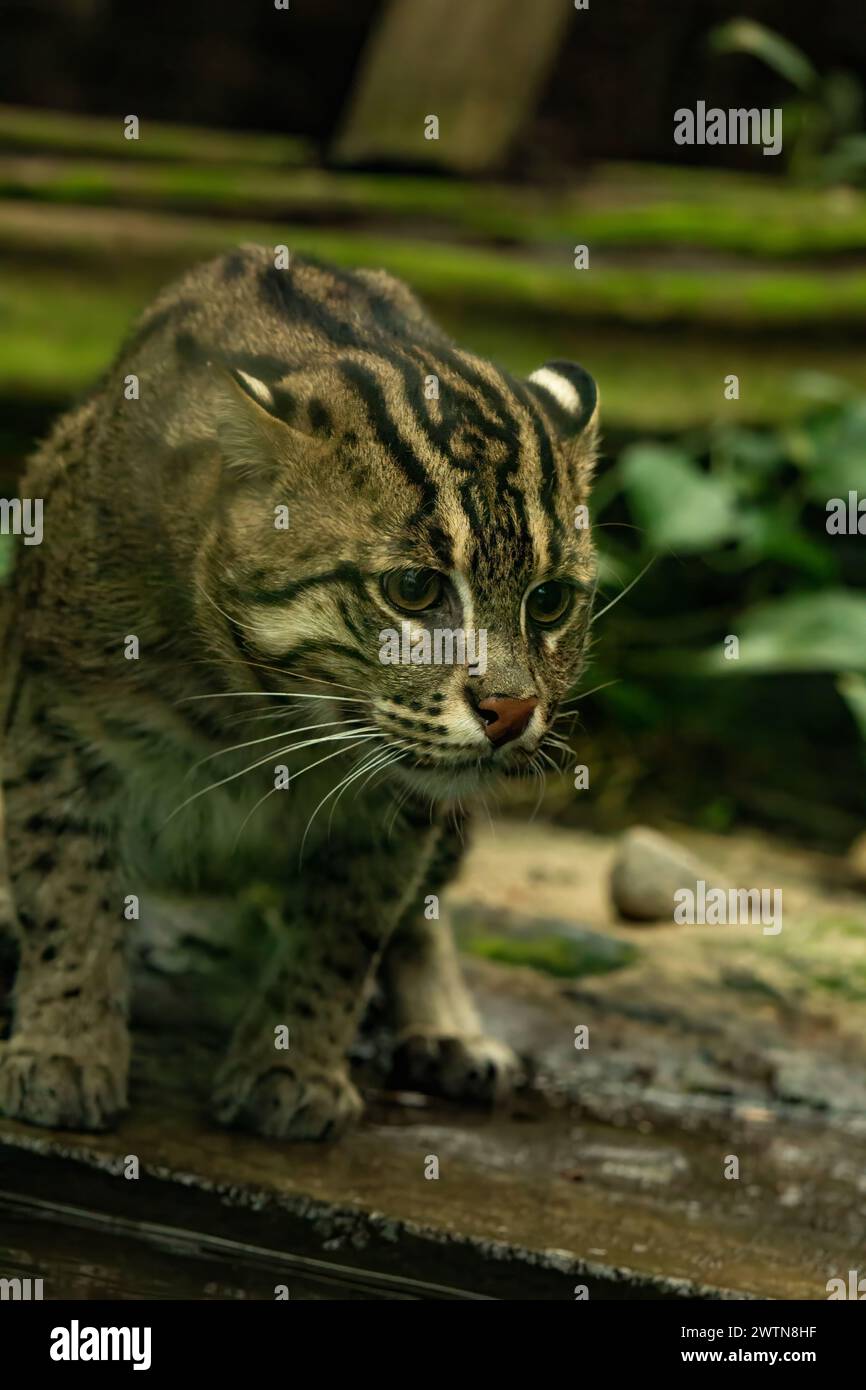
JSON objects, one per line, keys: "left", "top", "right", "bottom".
{"left": 1, "top": 818, "right": 866, "bottom": 1297}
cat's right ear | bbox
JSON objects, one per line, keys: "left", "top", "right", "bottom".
{"left": 214, "top": 368, "right": 306, "bottom": 485}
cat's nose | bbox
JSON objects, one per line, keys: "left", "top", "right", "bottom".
{"left": 476, "top": 696, "right": 538, "bottom": 747}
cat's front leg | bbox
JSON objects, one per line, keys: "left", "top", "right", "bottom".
{"left": 0, "top": 737, "right": 130, "bottom": 1132}
{"left": 212, "top": 818, "right": 437, "bottom": 1140}
{"left": 382, "top": 820, "right": 522, "bottom": 1103}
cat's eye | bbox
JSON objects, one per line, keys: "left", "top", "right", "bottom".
{"left": 382, "top": 567, "right": 444, "bottom": 614}
{"left": 526, "top": 580, "right": 573, "bottom": 627}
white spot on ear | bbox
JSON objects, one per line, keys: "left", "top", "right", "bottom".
{"left": 529, "top": 367, "right": 581, "bottom": 416}
{"left": 236, "top": 371, "right": 274, "bottom": 410}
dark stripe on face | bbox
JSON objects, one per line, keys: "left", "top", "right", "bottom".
{"left": 390, "top": 349, "right": 482, "bottom": 540}
{"left": 267, "top": 638, "right": 379, "bottom": 671}
{"left": 405, "top": 346, "right": 538, "bottom": 578}
{"left": 335, "top": 593, "right": 368, "bottom": 647}
{"left": 234, "top": 562, "right": 370, "bottom": 607}
{"left": 228, "top": 614, "right": 377, "bottom": 675}
{"left": 400, "top": 347, "right": 521, "bottom": 546}
{"left": 355, "top": 354, "right": 454, "bottom": 566}
{"left": 428, "top": 350, "right": 521, "bottom": 468}
{"left": 338, "top": 358, "right": 440, "bottom": 521}
{"left": 450, "top": 359, "right": 557, "bottom": 542}
{"left": 529, "top": 409, "right": 564, "bottom": 569}
{"left": 506, "top": 376, "right": 566, "bottom": 569}
{"left": 423, "top": 523, "right": 455, "bottom": 569}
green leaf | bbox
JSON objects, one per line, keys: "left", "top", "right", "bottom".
{"left": 801, "top": 400, "right": 866, "bottom": 498}
{"left": 838, "top": 674, "right": 866, "bottom": 741}
{"left": 699, "top": 590, "right": 866, "bottom": 674}
{"left": 708, "top": 19, "right": 817, "bottom": 92}
{"left": 619, "top": 443, "right": 740, "bottom": 552}
{"left": 736, "top": 509, "right": 836, "bottom": 578}
{"left": 822, "top": 133, "right": 866, "bottom": 184}
{"left": 821, "top": 71, "right": 864, "bottom": 136}
{"left": 719, "top": 426, "right": 786, "bottom": 476}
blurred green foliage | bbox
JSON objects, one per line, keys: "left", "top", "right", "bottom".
{"left": 599, "top": 376, "right": 866, "bottom": 670}
{"left": 552, "top": 378, "right": 866, "bottom": 843}
{"left": 710, "top": 19, "right": 866, "bottom": 185}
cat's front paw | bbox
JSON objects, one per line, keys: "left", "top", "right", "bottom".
{"left": 390, "top": 1032, "right": 522, "bottom": 1104}
{"left": 0, "top": 1044, "right": 127, "bottom": 1132}
{"left": 212, "top": 1059, "right": 363, "bottom": 1141}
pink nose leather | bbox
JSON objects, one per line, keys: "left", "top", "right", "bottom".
{"left": 477, "top": 696, "right": 538, "bottom": 747}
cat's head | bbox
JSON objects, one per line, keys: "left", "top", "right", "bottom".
{"left": 203, "top": 347, "right": 598, "bottom": 800}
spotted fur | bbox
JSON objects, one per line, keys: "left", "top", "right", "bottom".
{"left": 0, "top": 246, "right": 598, "bottom": 1137}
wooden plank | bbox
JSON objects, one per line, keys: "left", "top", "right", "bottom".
{"left": 332, "top": 0, "right": 571, "bottom": 173}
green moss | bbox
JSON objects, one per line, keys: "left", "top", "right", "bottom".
{"left": 0, "top": 160, "right": 290, "bottom": 211}
{"left": 3, "top": 260, "right": 866, "bottom": 432}
{"left": 803, "top": 916, "right": 866, "bottom": 939}
{"left": 4, "top": 195, "right": 866, "bottom": 431}
{"left": 0, "top": 272, "right": 144, "bottom": 394}
{"left": 812, "top": 967, "right": 866, "bottom": 1002}
{"left": 3, "top": 196, "right": 866, "bottom": 337}
{"left": 0, "top": 103, "right": 311, "bottom": 167}
{"left": 463, "top": 931, "right": 637, "bottom": 979}
{"left": 3, "top": 141, "right": 866, "bottom": 256}
{"left": 580, "top": 164, "right": 866, "bottom": 257}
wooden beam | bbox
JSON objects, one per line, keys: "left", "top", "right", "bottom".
{"left": 332, "top": 0, "right": 571, "bottom": 174}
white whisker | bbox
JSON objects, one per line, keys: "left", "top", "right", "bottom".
{"left": 590, "top": 557, "right": 655, "bottom": 625}
{"left": 190, "top": 716, "right": 370, "bottom": 774}
{"left": 231, "top": 734, "right": 379, "bottom": 850}
{"left": 559, "top": 678, "right": 620, "bottom": 710}
{"left": 179, "top": 690, "right": 367, "bottom": 705}
{"left": 162, "top": 727, "right": 379, "bottom": 828}
{"left": 326, "top": 743, "right": 409, "bottom": 833}
{"left": 300, "top": 737, "right": 410, "bottom": 858}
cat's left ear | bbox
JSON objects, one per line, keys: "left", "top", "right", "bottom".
{"left": 527, "top": 362, "right": 599, "bottom": 495}
{"left": 527, "top": 360, "right": 599, "bottom": 443}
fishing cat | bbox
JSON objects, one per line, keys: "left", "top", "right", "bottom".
{"left": 0, "top": 245, "right": 598, "bottom": 1139}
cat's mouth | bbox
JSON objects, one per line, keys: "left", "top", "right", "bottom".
{"left": 392, "top": 745, "right": 538, "bottom": 799}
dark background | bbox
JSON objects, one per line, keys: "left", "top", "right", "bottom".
{"left": 0, "top": 0, "right": 864, "bottom": 847}
{"left": 1, "top": 0, "right": 864, "bottom": 170}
